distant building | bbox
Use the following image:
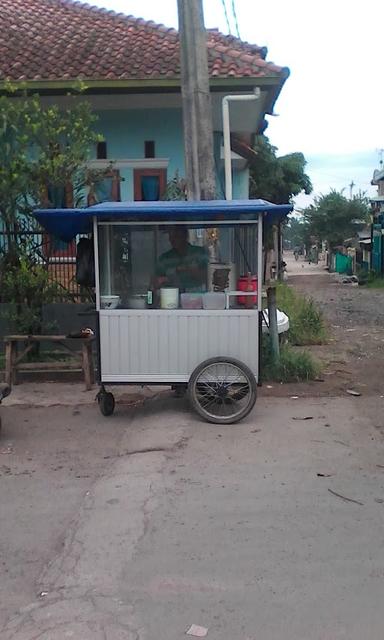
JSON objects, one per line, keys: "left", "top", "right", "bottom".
{"left": 370, "top": 167, "right": 384, "bottom": 274}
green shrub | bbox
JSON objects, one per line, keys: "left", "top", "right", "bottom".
{"left": 0, "top": 253, "right": 65, "bottom": 335}
{"left": 356, "top": 267, "right": 372, "bottom": 285}
{"left": 355, "top": 268, "right": 384, "bottom": 287}
{"left": 276, "top": 283, "right": 327, "bottom": 345}
{"left": 261, "top": 336, "right": 320, "bottom": 383}
{"left": 363, "top": 272, "right": 384, "bottom": 288}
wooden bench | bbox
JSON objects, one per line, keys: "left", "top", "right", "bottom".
{"left": 4, "top": 335, "right": 95, "bottom": 390}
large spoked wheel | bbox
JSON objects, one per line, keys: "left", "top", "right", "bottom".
{"left": 188, "top": 357, "right": 257, "bottom": 424}
{"left": 98, "top": 391, "right": 115, "bottom": 417}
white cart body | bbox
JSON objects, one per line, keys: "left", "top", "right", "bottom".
{"left": 99, "top": 308, "right": 260, "bottom": 383}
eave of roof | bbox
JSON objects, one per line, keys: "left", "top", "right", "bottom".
{"left": 0, "top": 76, "right": 289, "bottom": 118}
{"left": 0, "top": 74, "right": 288, "bottom": 92}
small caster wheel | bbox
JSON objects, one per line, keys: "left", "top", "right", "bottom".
{"left": 98, "top": 392, "right": 115, "bottom": 416}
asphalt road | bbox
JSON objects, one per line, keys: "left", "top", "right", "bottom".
{"left": 2, "top": 393, "right": 384, "bottom": 639}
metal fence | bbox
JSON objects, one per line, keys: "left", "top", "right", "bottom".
{"left": 0, "top": 226, "right": 90, "bottom": 302}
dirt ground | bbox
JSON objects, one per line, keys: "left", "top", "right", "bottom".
{"left": 263, "top": 253, "right": 384, "bottom": 398}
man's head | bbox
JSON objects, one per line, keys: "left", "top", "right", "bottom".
{"left": 168, "top": 227, "right": 189, "bottom": 253}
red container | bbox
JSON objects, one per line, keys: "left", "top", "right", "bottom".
{"left": 237, "top": 275, "right": 258, "bottom": 306}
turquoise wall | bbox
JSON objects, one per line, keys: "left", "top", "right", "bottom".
{"left": 96, "top": 108, "right": 185, "bottom": 200}
{"left": 95, "top": 108, "right": 249, "bottom": 200}
{"left": 233, "top": 168, "right": 250, "bottom": 199}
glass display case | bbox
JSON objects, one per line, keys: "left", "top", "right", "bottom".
{"left": 97, "top": 223, "right": 259, "bottom": 311}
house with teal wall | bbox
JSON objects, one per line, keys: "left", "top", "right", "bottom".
{"left": 0, "top": 0, "right": 289, "bottom": 208}
{"left": 370, "top": 167, "right": 384, "bottom": 274}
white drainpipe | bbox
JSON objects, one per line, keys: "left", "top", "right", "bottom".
{"left": 222, "top": 88, "right": 261, "bottom": 200}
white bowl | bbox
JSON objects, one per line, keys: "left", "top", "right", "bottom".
{"left": 128, "top": 294, "right": 147, "bottom": 309}
{"left": 100, "top": 295, "right": 120, "bottom": 310}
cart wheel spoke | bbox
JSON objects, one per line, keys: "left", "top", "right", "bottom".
{"left": 201, "top": 396, "right": 220, "bottom": 410}
{"left": 189, "top": 357, "right": 257, "bottom": 424}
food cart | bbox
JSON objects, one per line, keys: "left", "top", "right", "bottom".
{"left": 35, "top": 199, "right": 292, "bottom": 424}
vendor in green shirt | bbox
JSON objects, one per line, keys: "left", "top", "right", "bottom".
{"left": 154, "top": 227, "right": 208, "bottom": 292}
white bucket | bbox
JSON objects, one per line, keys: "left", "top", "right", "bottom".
{"left": 160, "top": 288, "right": 179, "bottom": 309}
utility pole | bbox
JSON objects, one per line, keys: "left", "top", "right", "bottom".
{"left": 177, "top": 0, "right": 216, "bottom": 200}
{"left": 349, "top": 180, "right": 355, "bottom": 199}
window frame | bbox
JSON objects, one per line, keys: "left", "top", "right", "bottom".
{"left": 133, "top": 168, "right": 167, "bottom": 201}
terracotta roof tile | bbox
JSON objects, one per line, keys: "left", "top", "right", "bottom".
{"left": 0, "top": 0, "right": 288, "bottom": 83}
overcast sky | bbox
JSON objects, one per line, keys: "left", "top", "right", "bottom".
{"left": 90, "top": 0, "right": 383, "bottom": 208}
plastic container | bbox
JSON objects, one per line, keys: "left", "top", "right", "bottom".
{"left": 237, "top": 275, "right": 258, "bottom": 306}
{"left": 160, "top": 287, "right": 179, "bottom": 309}
{"left": 202, "top": 292, "right": 226, "bottom": 310}
{"left": 180, "top": 293, "right": 203, "bottom": 309}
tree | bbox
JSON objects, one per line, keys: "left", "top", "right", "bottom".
{"left": 0, "top": 85, "right": 100, "bottom": 262}
{"left": 284, "top": 216, "right": 311, "bottom": 249}
{"left": 249, "top": 135, "right": 312, "bottom": 204}
{"left": 303, "top": 190, "right": 370, "bottom": 249}
{"left": 0, "top": 85, "right": 102, "bottom": 332}
{"left": 161, "top": 171, "right": 187, "bottom": 201}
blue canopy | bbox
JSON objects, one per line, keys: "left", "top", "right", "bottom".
{"left": 34, "top": 199, "right": 293, "bottom": 242}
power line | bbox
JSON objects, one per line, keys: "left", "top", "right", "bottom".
{"left": 308, "top": 168, "right": 371, "bottom": 183}
{"left": 221, "top": 0, "right": 232, "bottom": 34}
{"left": 231, "top": 0, "right": 241, "bottom": 39}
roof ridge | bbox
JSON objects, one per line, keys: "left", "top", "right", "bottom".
{"left": 52, "top": 0, "right": 179, "bottom": 36}
{"left": 52, "top": 0, "right": 285, "bottom": 73}
{"left": 54, "top": 1, "right": 269, "bottom": 53}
